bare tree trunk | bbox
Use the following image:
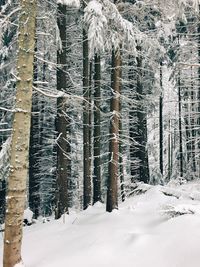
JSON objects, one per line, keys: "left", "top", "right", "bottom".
{"left": 119, "top": 118, "right": 125, "bottom": 202}
{"left": 106, "top": 48, "right": 121, "bottom": 212}
{"left": 136, "top": 46, "right": 149, "bottom": 183}
{"left": 178, "top": 71, "right": 183, "bottom": 177}
{"left": 197, "top": 11, "right": 200, "bottom": 179}
{"left": 29, "top": 42, "right": 40, "bottom": 219}
{"left": 83, "top": 27, "right": 92, "bottom": 209}
{"left": 167, "top": 119, "right": 171, "bottom": 182}
{"left": 3, "top": 0, "right": 37, "bottom": 266}
{"left": 128, "top": 55, "right": 136, "bottom": 181}
{"left": 29, "top": 92, "right": 40, "bottom": 218}
{"left": 93, "top": 54, "right": 101, "bottom": 204}
{"left": 55, "top": 3, "right": 69, "bottom": 219}
{"left": 159, "top": 61, "right": 163, "bottom": 177}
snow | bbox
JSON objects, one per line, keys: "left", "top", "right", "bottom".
{"left": 14, "top": 262, "right": 25, "bottom": 267}
{"left": 1, "top": 182, "right": 200, "bottom": 266}
{"left": 57, "top": 0, "right": 80, "bottom": 8}
{"left": 23, "top": 208, "right": 33, "bottom": 224}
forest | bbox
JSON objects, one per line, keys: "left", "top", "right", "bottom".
{"left": 0, "top": 0, "right": 200, "bottom": 266}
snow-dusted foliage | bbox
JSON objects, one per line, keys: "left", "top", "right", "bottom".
{"left": 84, "top": 0, "right": 107, "bottom": 58}
{"left": 0, "top": 138, "right": 11, "bottom": 182}
{"left": 57, "top": 0, "right": 80, "bottom": 8}
{"left": 84, "top": 0, "right": 140, "bottom": 58}
{"left": 191, "top": 0, "right": 200, "bottom": 12}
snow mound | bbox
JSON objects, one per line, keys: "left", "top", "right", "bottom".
{"left": 1, "top": 183, "right": 200, "bottom": 267}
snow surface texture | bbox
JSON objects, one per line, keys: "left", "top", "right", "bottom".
{"left": 14, "top": 262, "right": 25, "bottom": 267}
{"left": 1, "top": 182, "right": 200, "bottom": 267}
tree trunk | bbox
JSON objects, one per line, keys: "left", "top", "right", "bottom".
{"left": 167, "top": 119, "right": 171, "bottom": 182}
{"left": 83, "top": 28, "right": 92, "bottom": 209}
{"left": 197, "top": 10, "right": 200, "bottom": 179}
{"left": 3, "top": 0, "right": 37, "bottom": 266}
{"left": 93, "top": 54, "right": 101, "bottom": 204}
{"left": 106, "top": 48, "right": 121, "bottom": 212}
{"left": 159, "top": 61, "right": 163, "bottom": 177}
{"left": 178, "top": 71, "right": 183, "bottom": 177}
{"left": 29, "top": 93, "right": 40, "bottom": 218}
{"left": 119, "top": 117, "right": 125, "bottom": 202}
{"left": 29, "top": 42, "right": 40, "bottom": 219}
{"left": 55, "top": 3, "right": 69, "bottom": 219}
{"left": 128, "top": 55, "right": 137, "bottom": 181}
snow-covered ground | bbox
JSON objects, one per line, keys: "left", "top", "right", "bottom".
{"left": 1, "top": 182, "right": 200, "bottom": 267}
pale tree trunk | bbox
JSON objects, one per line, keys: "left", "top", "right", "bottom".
{"left": 106, "top": 48, "right": 121, "bottom": 212}
{"left": 3, "top": 0, "right": 37, "bottom": 266}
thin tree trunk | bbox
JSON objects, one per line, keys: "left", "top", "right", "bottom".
{"left": 119, "top": 118, "right": 125, "bottom": 202}
{"left": 3, "top": 0, "right": 37, "bottom": 266}
{"left": 29, "top": 93, "right": 40, "bottom": 218}
{"left": 55, "top": 3, "right": 68, "bottom": 219}
{"left": 178, "top": 71, "right": 183, "bottom": 177}
{"left": 128, "top": 55, "right": 136, "bottom": 181}
{"left": 93, "top": 54, "right": 101, "bottom": 204}
{"left": 106, "top": 48, "right": 121, "bottom": 212}
{"left": 159, "top": 61, "right": 163, "bottom": 176}
{"left": 167, "top": 119, "right": 171, "bottom": 182}
{"left": 136, "top": 46, "right": 149, "bottom": 183}
{"left": 118, "top": 51, "right": 125, "bottom": 201}
{"left": 197, "top": 10, "right": 200, "bottom": 179}
{"left": 83, "top": 27, "right": 92, "bottom": 209}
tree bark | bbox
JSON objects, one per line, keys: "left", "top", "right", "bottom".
{"left": 93, "top": 54, "right": 101, "bottom": 204}
{"left": 55, "top": 3, "right": 69, "bottom": 219}
{"left": 136, "top": 46, "right": 149, "bottom": 183}
{"left": 3, "top": 0, "right": 37, "bottom": 266}
{"left": 106, "top": 48, "right": 121, "bottom": 212}
{"left": 83, "top": 27, "right": 92, "bottom": 209}
{"left": 178, "top": 71, "right": 183, "bottom": 177}
{"left": 29, "top": 42, "right": 40, "bottom": 219}
{"left": 159, "top": 61, "right": 163, "bottom": 177}
{"left": 197, "top": 10, "right": 200, "bottom": 179}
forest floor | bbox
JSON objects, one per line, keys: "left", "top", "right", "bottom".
{"left": 1, "top": 181, "right": 200, "bottom": 267}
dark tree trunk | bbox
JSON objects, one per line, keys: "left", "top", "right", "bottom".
{"left": 55, "top": 3, "right": 69, "bottom": 219}
{"left": 136, "top": 46, "right": 149, "bottom": 183}
{"left": 118, "top": 50, "right": 125, "bottom": 201}
{"left": 29, "top": 93, "right": 40, "bottom": 218}
{"left": 159, "top": 61, "right": 163, "bottom": 177}
{"left": 178, "top": 71, "right": 183, "bottom": 177}
{"left": 197, "top": 11, "right": 200, "bottom": 179}
{"left": 106, "top": 48, "right": 121, "bottom": 212}
{"left": 167, "top": 119, "right": 171, "bottom": 182}
{"left": 128, "top": 55, "right": 137, "bottom": 181}
{"left": 93, "top": 54, "right": 101, "bottom": 204}
{"left": 119, "top": 118, "right": 125, "bottom": 202}
{"left": 129, "top": 47, "right": 149, "bottom": 184}
{"left": 83, "top": 27, "right": 92, "bottom": 209}
{"left": 29, "top": 40, "right": 40, "bottom": 219}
